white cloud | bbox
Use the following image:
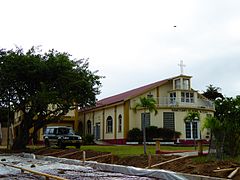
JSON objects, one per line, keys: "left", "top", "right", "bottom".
{"left": 1, "top": 0, "right": 240, "bottom": 99}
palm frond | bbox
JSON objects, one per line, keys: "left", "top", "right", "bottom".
{"left": 133, "top": 96, "right": 158, "bottom": 115}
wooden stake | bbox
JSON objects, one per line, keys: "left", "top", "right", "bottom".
{"left": 58, "top": 150, "right": 82, "bottom": 158}
{"left": 227, "top": 167, "right": 239, "bottom": 179}
{"left": 83, "top": 151, "right": 86, "bottom": 165}
{"left": 148, "top": 154, "right": 152, "bottom": 168}
{"left": 147, "top": 156, "right": 188, "bottom": 169}
{"left": 43, "top": 149, "right": 66, "bottom": 156}
{"left": 213, "top": 167, "right": 236, "bottom": 172}
{"left": 85, "top": 153, "right": 112, "bottom": 161}
{"left": 111, "top": 154, "right": 114, "bottom": 164}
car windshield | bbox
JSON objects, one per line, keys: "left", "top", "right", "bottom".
{"left": 58, "top": 128, "right": 74, "bottom": 135}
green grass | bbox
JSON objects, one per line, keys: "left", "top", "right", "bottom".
{"left": 192, "top": 155, "right": 240, "bottom": 164}
{"left": 81, "top": 145, "right": 201, "bottom": 157}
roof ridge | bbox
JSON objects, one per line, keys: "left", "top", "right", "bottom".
{"left": 95, "top": 77, "right": 171, "bottom": 108}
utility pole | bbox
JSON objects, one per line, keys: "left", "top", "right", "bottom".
{"left": 143, "top": 112, "right": 147, "bottom": 155}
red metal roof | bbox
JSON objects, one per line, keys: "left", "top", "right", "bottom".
{"left": 95, "top": 78, "right": 169, "bottom": 108}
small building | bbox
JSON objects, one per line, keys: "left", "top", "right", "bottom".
{"left": 79, "top": 74, "right": 214, "bottom": 144}
{"left": 13, "top": 106, "right": 79, "bottom": 144}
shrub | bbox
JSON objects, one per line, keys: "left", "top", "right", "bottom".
{"left": 145, "top": 126, "right": 159, "bottom": 141}
{"left": 127, "top": 128, "right": 142, "bottom": 143}
{"left": 174, "top": 131, "right": 181, "bottom": 139}
{"left": 146, "top": 127, "right": 180, "bottom": 141}
{"left": 83, "top": 134, "right": 95, "bottom": 145}
{"left": 158, "top": 128, "right": 175, "bottom": 140}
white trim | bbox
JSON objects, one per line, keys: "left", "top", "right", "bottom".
{"left": 185, "top": 120, "right": 200, "bottom": 140}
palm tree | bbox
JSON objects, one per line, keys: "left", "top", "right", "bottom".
{"left": 184, "top": 111, "right": 200, "bottom": 150}
{"left": 202, "top": 116, "right": 221, "bottom": 156}
{"left": 134, "top": 97, "right": 158, "bottom": 155}
{"left": 202, "top": 84, "right": 224, "bottom": 100}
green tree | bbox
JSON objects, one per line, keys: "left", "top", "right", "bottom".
{"left": 134, "top": 97, "right": 158, "bottom": 155}
{"left": 0, "top": 47, "right": 102, "bottom": 150}
{"left": 202, "top": 84, "right": 224, "bottom": 100}
{"left": 214, "top": 97, "right": 240, "bottom": 157}
{"left": 184, "top": 111, "right": 200, "bottom": 149}
{"left": 202, "top": 116, "right": 222, "bottom": 156}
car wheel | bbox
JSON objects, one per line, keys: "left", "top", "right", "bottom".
{"left": 75, "top": 144, "right": 81, "bottom": 149}
{"left": 44, "top": 139, "right": 50, "bottom": 147}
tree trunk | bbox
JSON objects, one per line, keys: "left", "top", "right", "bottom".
{"left": 143, "top": 113, "right": 147, "bottom": 155}
{"left": 208, "top": 131, "right": 212, "bottom": 154}
{"left": 12, "top": 123, "right": 30, "bottom": 150}
{"left": 221, "top": 133, "right": 225, "bottom": 159}
{"left": 12, "top": 114, "right": 32, "bottom": 150}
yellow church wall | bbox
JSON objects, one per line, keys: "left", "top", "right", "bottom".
{"left": 158, "top": 81, "right": 173, "bottom": 98}
{"left": 85, "top": 112, "right": 93, "bottom": 123}
{"left": 130, "top": 89, "right": 157, "bottom": 108}
{"left": 150, "top": 109, "right": 164, "bottom": 127}
{"left": 174, "top": 111, "right": 187, "bottom": 138}
{"left": 84, "top": 112, "right": 93, "bottom": 135}
{"left": 128, "top": 105, "right": 214, "bottom": 140}
{"left": 128, "top": 82, "right": 172, "bottom": 130}
{"left": 128, "top": 109, "right": 137, "bottom": 130}
{"left": 81, "top": 104, "right": 125, "bottom": 141}
{"left": 93, "top": 111, "right": 102, "bottom": 125}
{"left": 129, "top": 88, "right": 158, "bottom": 129}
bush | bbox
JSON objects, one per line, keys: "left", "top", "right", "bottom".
{"left": 127, "top": 126, "right": 181, "bottom": 142}
{"left": 127, "top": 128, "right": 142, "bottom": 143}
{"left": 83, "top": 134, "right": 95, "bottom": 145}
{"left": 146, "top": 126, "right": 180, "bottom": 141}
{"left": 145, "top": 126, "right": 159, "bottom": 141}
{"left": 158, "top": 128, "right": 175, "bottom": 140}
{"left": 174, "top": 131, "right": 181, "bottom": 139}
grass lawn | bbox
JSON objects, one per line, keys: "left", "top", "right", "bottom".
{"left": 81, "top": 145, "right": 205, "bottom": 157}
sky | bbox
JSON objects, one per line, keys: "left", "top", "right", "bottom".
{"left": 1, "top": 0, "right": 240, "bottom": 100}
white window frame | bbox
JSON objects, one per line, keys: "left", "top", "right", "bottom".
{"left": 175, "top": 79, "right": 181, "bottom": 89}
{"left": 185, "top": 121, "right": 200, "bottom": 139}
{"left": 169, "top": 92, "right": 176, "bottom": 105}
{"left": 181, "top": 92, "right": 194, "bottom": 103}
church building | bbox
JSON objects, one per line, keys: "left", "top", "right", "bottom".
{"left": 79, "top": 73, "right": 215, "bottom": 144}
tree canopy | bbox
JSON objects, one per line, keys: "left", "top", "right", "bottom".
{"left": 184, "top": 111, "right": 200, "bottom": 123}
{"left": 134, "top": 97, "right": 158, "bottom": 115}
{"left": 203, "top": 96, "right": 240, "bottom": 157}
{"left": 0, "top": 47, "right": 102, "bottom": 149}
{"left": 202, "top": 84, "right": 224, "bottom": 100}
{"left": 214, "top": 97, "right": 240, "bottom": 157}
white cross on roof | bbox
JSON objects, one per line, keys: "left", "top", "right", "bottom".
{"left": 178, "top": 60, "right": 186, "bottom": 75}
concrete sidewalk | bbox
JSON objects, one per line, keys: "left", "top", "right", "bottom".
{"left": 163, "top": 150, "right": 208, "bottom": 157}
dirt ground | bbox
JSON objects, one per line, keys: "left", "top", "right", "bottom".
{"left": 31, "top": 147, "right": 240, "bottom": 179}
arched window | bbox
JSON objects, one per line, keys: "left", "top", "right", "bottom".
{"left": 118, "top": 114, "right": 122, "bottom": 132}
{"left": 106, "top": 116, "right": 113, "bottom": 133}
{"left": 87, "top": 120, "right": 91, "bottom": 134}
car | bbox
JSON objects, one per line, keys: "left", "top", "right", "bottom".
{"left": 43, "top": 126, "right": 82, "bottom": 149}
